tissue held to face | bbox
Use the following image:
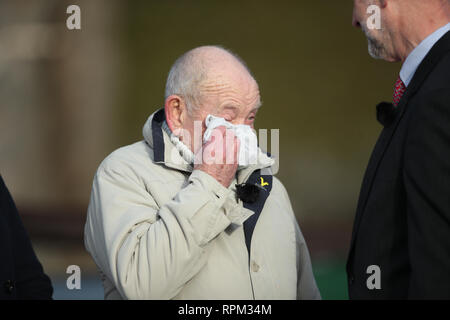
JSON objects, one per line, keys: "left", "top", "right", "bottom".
{"left": 203, "top": 115, "right": 258, "bottom": 167}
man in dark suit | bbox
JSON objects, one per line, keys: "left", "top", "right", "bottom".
{"left": 0, "top": 175, "right": 53, "bottom": 299}
{"left": 347, "top": 0, "right": 450, "bottom": 299}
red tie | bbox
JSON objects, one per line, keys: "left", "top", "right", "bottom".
{"left": 393, "top": 76, "right": 406, "bottom": 107}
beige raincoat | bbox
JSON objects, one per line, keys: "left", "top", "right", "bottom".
{"left": 84, "top": 109, "right": 320, "bottom": 300}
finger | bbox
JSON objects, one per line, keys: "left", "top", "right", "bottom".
{"left": 224, "top": 129, "right": 237, "bottom": 164}
{"left": 224, "top": 128, "right": 236, "bottom": 152}
{"left": 225, "top": 128, "right": 236, "bottom": 139}
{"left": 234, "top": 136, "right": 240, "bottom": 165}
{"left": 215, "top": 125, "right": 227, "bottom": 137}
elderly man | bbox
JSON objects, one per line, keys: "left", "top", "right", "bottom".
{"left": 348, "top": 0, "right": 450, "bottom": 299}
{"left": 84, "top": 46, "right": 320, "bottom": 300}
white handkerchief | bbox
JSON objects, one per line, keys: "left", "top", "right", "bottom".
{"left": 203, "top": 114, "right": 259, "bottom": 167}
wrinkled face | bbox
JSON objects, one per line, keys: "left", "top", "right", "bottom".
{"left": 182, "top": 66, "right": 261, "bottom": 154}
{"left": 352, "top": 0, "right": 396, "bottom": 61}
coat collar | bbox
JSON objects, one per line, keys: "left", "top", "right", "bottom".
{"left": 142, "top": 108, "right": 275, "bottom": 184}
{"left": 377, "top": 31, "right": 450, "bottom": 128}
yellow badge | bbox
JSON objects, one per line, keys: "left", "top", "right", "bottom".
{"left": 260, "top": 177, "right": 269, "bottom": 187}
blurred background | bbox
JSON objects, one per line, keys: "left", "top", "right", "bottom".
{"left": 0, "top": 0, "right": 400, "bottom": 299}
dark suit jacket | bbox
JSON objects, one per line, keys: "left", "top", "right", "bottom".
{"left": 347, "top": 31, "right": 450, "bottom": 299}
{"left": 0, "top": 175, "right": 53, "bottom": 299}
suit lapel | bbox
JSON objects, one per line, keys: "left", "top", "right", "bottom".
{"left": 348, "top": 31, "right": 450, "bottom": 260}
{"left": 349, "top": 100, "right": 407, "bottom": 254}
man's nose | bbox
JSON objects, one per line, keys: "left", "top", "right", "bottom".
{"left": 352, "top": 17, "right": 361, "bottom": 28}
{"left": 352, "top": 6, "right": 361, "bottom": 28}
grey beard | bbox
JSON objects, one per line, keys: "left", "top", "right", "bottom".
{"left": 362, "top": 25, "right": 387, "bottom": 60}
{"left": 367, "top": 36, "right": 386, "bottom": 59}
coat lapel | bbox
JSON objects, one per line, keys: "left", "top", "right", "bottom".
{"left": 242, "top": 169, "right": 273, "bottom": 257}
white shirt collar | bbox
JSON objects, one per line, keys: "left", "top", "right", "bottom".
{"left": 400, "top": 22, "right": 450, "bottom": 87}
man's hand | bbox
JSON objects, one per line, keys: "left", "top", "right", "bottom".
{"left": 194, "top": 126, "right": 239, "bottom": 188}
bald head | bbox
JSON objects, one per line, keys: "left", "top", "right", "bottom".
{"left": 165, "top": 46, "right": 258, "bottom": 115}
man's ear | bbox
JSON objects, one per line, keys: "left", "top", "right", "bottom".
{"left": 164, "top": 95, "right": 187, "bottom": 133}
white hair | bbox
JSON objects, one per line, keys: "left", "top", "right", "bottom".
{"left": 164, "top": 49, "right": 206, "bottom": 115}
{"left": 164, "top": 45, "right": 254, "bottom": 115}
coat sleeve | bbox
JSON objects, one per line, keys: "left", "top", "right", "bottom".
{"left": 403, "top": 89, "right": 450, "bottom": 299}
{"left": 275, "top": 178, "right": 321, "bottom": 300}
{"left": 84, "top": 159, "right": 239, "bottom": 299}
{"left": 0, "top": 176, "right": 53, "bottom": 299}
